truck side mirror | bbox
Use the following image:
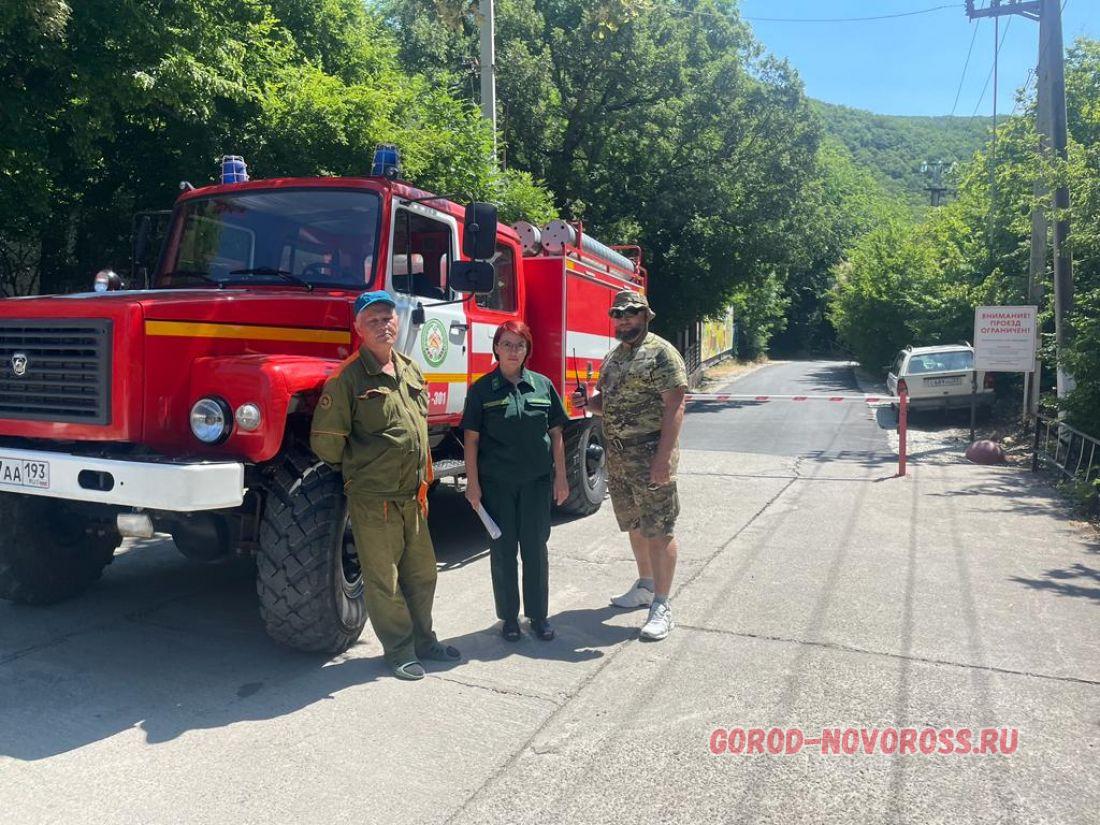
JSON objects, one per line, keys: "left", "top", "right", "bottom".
{"left": 448, "top": 260, "right": 495, "bottom": 294}
{"left": 133, "top": 214, "right": 151, "bottom": 262}
{"left": 462, "top": 202, "right": 498, "bottom": 261}
{"left": 130, "top": 209, "right": 171, "bottom": 289}
{"left": 132, "top": 213, "right": 153, "bottom": 288}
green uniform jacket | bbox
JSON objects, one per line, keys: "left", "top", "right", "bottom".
{"left": 461, "top": 367, "right": 568, "bottom": 485}
{"left": 310, "top": 347, "right": 430, "bottom": 499}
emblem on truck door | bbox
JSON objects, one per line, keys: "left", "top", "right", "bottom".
{"left": 10, "top": 353, "right": 28, "bottom": 377}
{"left": 420, "top": 319, "right": 448, "bottom": 368}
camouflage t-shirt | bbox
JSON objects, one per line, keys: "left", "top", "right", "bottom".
{"left": 598, "top": 333, "right": 688, "bottom": 440}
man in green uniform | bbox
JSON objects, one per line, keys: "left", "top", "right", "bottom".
{"left": 310, "top": 290, "right": 460, "bottom": 680}
{"left": 574, "top": 289, "right": 688, "bottom": 641}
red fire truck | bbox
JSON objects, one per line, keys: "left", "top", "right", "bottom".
{"left": 0, "top": 151, "right": 646, "bottom": 652}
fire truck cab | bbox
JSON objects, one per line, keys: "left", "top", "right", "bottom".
{"left": 0, "top": 151, "right": 646, "bottom": 652}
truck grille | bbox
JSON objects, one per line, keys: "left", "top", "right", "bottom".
{"left": 0, "top": 320, "right": 112, "bottom": 424}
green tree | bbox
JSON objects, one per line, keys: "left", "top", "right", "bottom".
{"left": 775, "top": 137, "right": 908, "bottom": 355}
{"left": 0, "top": 0, "right": 551, "bottom": 295}
{"left": 384, "top": 0, "right": 824, "bottom": 339}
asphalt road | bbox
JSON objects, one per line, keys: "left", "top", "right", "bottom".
{"left": 682, "top": 360, "right": 891, "bottom": 459}
{"left": 1, "top": 359, "right": 1096, "bottom": 825}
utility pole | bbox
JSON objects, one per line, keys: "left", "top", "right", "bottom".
{"left": 478, "top": 0, "right": 498, "bottom": 158}
{"left": 965, "top": 0, "right": 1074, "bottom": 406}
{"left": 1045, "top": 0, "right": 1074, "bottom": 399}
{"left": 921, "top": 160, "right": 955, "bottom": 206}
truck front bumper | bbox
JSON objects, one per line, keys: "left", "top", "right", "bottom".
{"left": 0, "top": 447, "right": 245, "bottom": 512}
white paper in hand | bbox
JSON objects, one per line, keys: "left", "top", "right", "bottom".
{"left": 476, "top": 503, "right": 502, "bottom": 540}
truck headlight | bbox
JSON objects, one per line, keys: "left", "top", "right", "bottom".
{"left": 235, "top": 402, "right": 262, "bottom": 432}
{"left": 190, "top": 397, "right": 232, "bottom": 444}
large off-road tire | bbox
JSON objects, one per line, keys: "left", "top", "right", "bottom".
{"left": 256, "top": 447, "right": 367, "bottom": 653}
{"left": 0, "top": 493, "right": 121, "bottom": 605}
{"left": 558, "top": 419, "right": 607, "bottom": 516}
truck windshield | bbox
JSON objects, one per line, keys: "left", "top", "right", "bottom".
{"left": 156, "top": 189, "right": 381, "bottom": 289}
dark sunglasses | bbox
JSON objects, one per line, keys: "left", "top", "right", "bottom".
{"left": 609, "top": 307, "right": 644, "bottom": 319}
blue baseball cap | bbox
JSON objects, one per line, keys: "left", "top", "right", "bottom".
{"left": 353, "top": 290, "right": 396, "bottom": 316}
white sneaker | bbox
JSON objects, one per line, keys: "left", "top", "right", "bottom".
{"left": 610, "top": 579, "right": 654, "bottom": 609}
{"left": 640, "top": 601, "right": 674, "bottom": 641}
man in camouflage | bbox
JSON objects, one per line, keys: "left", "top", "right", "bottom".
{"left": 311, "top": 290, "right": 460, "bottom": 680}
{"left": 574, "top": 289, "right": 688, "bottom": 640}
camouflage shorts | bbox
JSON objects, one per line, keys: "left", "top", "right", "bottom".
{"left": 605, "top": 440, "right": 679, "bottom": 538}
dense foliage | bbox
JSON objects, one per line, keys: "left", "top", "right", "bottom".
{"left": 829, "top": 39, "right": 1100, "bottom": 435}
{"left": 0, "top": 0, "right": 550, "bottom": 295}
{"left": 385, "top": 0, "right": 831, "bottom": 337}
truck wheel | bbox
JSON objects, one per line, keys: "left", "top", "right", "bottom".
{"left": 0, "top": 493, "right": 120, "bottom": 605}
{"left": 256, "top": 448, "right": 367, "bottom": 653}
{"left": 558, "top": 419, "right": 607, "bottom": 515}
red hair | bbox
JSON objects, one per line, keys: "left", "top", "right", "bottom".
{"left": 492, "top": 321, "right": 533, "bottom": 364}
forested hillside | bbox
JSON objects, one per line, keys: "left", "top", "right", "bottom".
{"left": 814, "top": 101, "right": 994, "bottom": 210}
{"left": 829, "top": 40, "right": 1100, "bottom": 435}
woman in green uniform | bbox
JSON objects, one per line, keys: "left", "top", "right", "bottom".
{"left": 462, "top": 321, "right": 570, "bottom": 641}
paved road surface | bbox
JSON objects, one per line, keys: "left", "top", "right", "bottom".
{"left": 682, "top": 359, "right": 890, "bottom": 459}
{"left": 2, "top": 359, "right": 1096, "bottom": 824}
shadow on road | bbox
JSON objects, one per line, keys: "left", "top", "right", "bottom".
{"left": 1010, "top": 563, "right": 1100, "bottom": 605}
{"left": 798, "top": 362, "right": 861, "bottom": 391}
{"left": 0, "top": 483, "right": 618, "bottom": 762}
{"left": 413, "top": 605, "right": 638, "bottom": 679}
{"left": 927, "top": 473, "right": 1071, "bottom": 517}
{"left": 684, "top": 399, "right": 765, "bottom": 416}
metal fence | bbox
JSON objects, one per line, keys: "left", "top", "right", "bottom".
{"left": 1032, "top": 414, "right": 1100, "bottom": 484}
{"left": 684, "top": 341, "right": 701, "bottom": 375}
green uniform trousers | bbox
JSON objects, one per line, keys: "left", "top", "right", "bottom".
{"left": 347, "top": 495, "right": 438, "bottom": 668}
{"left": 481, "top": 474, "right": 552, "bottom": 622}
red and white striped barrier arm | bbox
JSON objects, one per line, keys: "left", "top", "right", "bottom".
{"left": 685, "top": 393, "right": 899, "bottom": 404}
{"left": 682, "top": 391, "right": 910, "bottom": 478}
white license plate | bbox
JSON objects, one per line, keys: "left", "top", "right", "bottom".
{"left": 925, "top": 376, "right": 962, "bottom": 387}
{"left": 0, "top": 456, "right": 50, "bottom": 490}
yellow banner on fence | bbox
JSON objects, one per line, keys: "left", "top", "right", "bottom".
{"left": 701, "top": 308, "right": 735, "bottom": 363}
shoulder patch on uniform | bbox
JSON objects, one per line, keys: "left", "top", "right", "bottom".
{"left": 319, "top": 393, "right": 333, "bottom": 409}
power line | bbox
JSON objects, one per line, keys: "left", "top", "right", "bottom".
{"left": 743, "top": 4, "right": 958, "bottom": 24}
{"left": 671, "top": 4, "right": 959, "bottom": 25}
{"left": 1004, "top": 0, "right": 1070, "bottom": 117}
{"left": 951, "top": 16, "right": 984, "bottom": 115}
{"left": 971, "top": 13, "right": 1014, "bottom": 118}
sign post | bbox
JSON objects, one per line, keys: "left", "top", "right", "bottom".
{"left": 973, "top": 305, "right": 1039, "bottom": 431}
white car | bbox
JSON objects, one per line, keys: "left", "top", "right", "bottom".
{"left": 886, "top": 345, "right": 995, "bottom": 413}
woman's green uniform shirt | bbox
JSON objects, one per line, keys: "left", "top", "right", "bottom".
{"left": 461, "top": 367, "right": 568, "bottom": 483}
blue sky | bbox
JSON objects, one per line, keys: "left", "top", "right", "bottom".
{"left": 739, "top": 1, "right": 1100, "bottom": 116}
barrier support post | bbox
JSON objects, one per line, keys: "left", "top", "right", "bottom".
{"left": 898, "top": 390, "right": 908, "bottom": 477}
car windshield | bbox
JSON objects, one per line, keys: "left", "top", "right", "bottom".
{"left": 156, "top": 189, "right": 380, "bottom": 289}
{"left": 906, "top": 350, "right": 974, "bottom": 374}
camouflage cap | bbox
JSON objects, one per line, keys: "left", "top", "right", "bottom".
{"left": 610, "top": 289, "right": 655, "bottom": 319}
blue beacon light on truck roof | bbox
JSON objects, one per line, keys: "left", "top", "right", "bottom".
{"left": 371, "top": 145, "right": 401, "bottom": 179}
{"left": 220, "top": 155, "right": 249, "bottom": 185}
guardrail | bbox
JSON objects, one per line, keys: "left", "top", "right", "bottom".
{"left": 1032, "top": 414, "right": 1100, "bottom": 485}
{"left": 685, "top": 391, "right": 909, "bottom": 477}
